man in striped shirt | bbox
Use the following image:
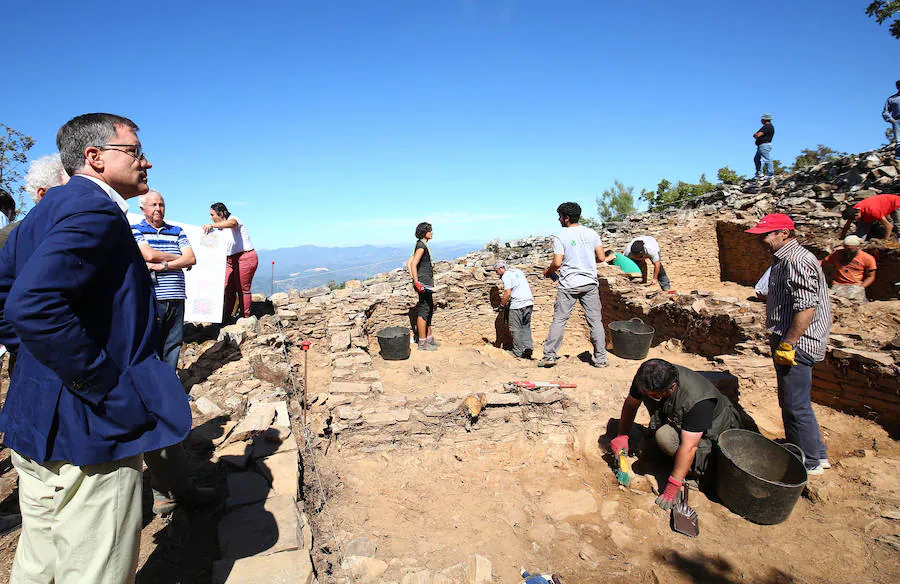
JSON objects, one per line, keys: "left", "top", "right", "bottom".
{"left": 746, "top": 214, "right": 832, "bottom": 475}
{"left": 132, "top": 190, "right": 196, "bottom": 370}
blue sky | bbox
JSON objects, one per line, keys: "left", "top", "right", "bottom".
{"left": 4, "top": 1, "right": 897, "bottom": 249}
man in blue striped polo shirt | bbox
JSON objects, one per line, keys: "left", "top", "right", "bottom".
{"left": 132, "top": 190, "right": 196, "bottom": 370}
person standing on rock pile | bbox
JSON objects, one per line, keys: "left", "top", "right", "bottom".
{"left": 0, "top": 113, "right": 191, "bottom": 582}
{"left": 624, "top": 235, "right": 671, "bottom": 291}
{"left": 746, "top": 213, "right": 831, "bottom": 475}
{"left": 882, "top": 80, "right": 900, "bottom": 161}
{"left": 839, "top": 193, "right": 900, "bottom": 241}
{"left": 608, "top": 359, "right": 742, "bottom": 507}
{"left": 753, "top": 113, "right": 775, "bottom": 179}
{"left": 538, "top": 202, "right": 608, "bottom": 368}
{"left": 821, "top": 235, "right": 877, "bottom": 303}
{"left": 407, "top": 221, "right": 439, "bottom": 350}
{"left": 493, "top": 261, "right": 534, "bottom": 359}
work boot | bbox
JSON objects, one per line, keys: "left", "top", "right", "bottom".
{"left": 537, "top": 356, "right": 558, "bottom": 368}
{"left": 152, "top": 486, "right": 217, "bottom": 515}
{"left": 591, "top": 359, "right": 609, "bottom": 368}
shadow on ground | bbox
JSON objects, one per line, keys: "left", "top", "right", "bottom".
{"left": 654, "top": 550, "right": 799, "bottom": 583}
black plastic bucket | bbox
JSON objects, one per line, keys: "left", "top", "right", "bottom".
{"left": 715, "top": 429, "right": 807, "bottom": 525}
{"left": 376, "top": 326, "right": 411, "bottom": 360}
{"left": 608, "top": 318, "right": 655, "bottom": 360}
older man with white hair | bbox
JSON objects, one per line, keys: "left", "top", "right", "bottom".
{"left": 131, "top": 190, "right": 196, "bottom": 370}
{"left": 0, "top": 155, "right": 69, "bottom": 249}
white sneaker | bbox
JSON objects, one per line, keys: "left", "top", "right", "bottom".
{"left": 805, "top": 462, "right": 825, "bottom": 475}
{"left": 819, "top": 458, "right": 831, "bottom": 469}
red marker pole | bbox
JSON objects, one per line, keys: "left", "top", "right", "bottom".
{"left": 300, "top": 340, "right": 311, "bottom": 425}
{"left": 270, "top": 260, "right": 275, "bottom": 298}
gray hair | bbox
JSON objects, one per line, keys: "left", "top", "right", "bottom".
{"left": 493, "top": 261, "right": 509, "bottom": 271}
{"left": 137, "top": 190, "right": 163, "bottom": 209}
{"left": 24, "top": 154, "right": 69, "bottom": 204}
{"left": 56, "top": 113, "right": 139, "bottom": 177}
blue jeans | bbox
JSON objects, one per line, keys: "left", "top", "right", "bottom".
{"left": 893, "top": 121, "right": 900, "bottom": 159}
{"left": 771, "top": 336, "right": 827, "bottom": 466}
{"left": 156, "top": 299, "right": 185, "bottom": 370}
{"left": 754, "top": 143, "right": 773, "bottom": 176}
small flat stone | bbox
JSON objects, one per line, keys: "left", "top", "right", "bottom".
{"left": 344, "top": 536, "right": 377, "bottom": 558}
{"left": 212, "top": 550, "right": 314, "bottom": 584}
{"left": 329, "top": 382, "right": 372, "bottom": 394}
{"left": 251, "top": 432, "right": 298, "bottom": 459}
{"left": 214, "top": 441, "right": 253, "bottom": 469}
{"left": 342, "top": 556, "right": 388, "bottom": 582}
{"left": 466, "top": 554, "right": 492, "bottom": 584}
{"left": 231, "top": 403, "right": 278, "bottom": 442}
{"left": 540, "top": 489, "right": 598, "bottom": 521}
{"left": 485, "top": 393, "right": 519, "bottom": 406}
{"left": 194, "top": 396, "right": 225, "bottom": 418}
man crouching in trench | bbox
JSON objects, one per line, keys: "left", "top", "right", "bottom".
{"left": 608, "top": 359, "right": 742, "bottom": 510}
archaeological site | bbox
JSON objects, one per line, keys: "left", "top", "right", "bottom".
{"left": 1, "top": 146, "right": 899, "bottom": 583}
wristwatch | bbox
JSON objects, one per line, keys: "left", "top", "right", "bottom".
{"left": 162, "top": 261, "right": 169, "bottom": 271}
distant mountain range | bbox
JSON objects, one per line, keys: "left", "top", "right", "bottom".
{"left": 252, "top": 242, "right": 482, "bottom": 294}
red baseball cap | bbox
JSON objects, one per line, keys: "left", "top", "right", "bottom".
{"left": 745, "top": 213, "right": 795, "bottom": 234}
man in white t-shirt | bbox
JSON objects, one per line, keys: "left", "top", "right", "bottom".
{"left": 624, "top": 235, "right": 671, "bottom": 291}
{"left": 494, "top": 261, "right": 534, "bottom": 359}
{"left": 539, "top": 202, "right": 608, "bottom": 368}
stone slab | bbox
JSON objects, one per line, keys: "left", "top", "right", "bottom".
{"left": 831, "top": 347, "right": 894, "bottom": 367}
{"left": 213, "top": 549, "right": 315, "bottom": 584}
{"left": 540, "top": 489, "right": 598, "bottom": 521}
{"left": 251, "top": 432, "right": 298, "bottom": 459}
{"left": 329, "top": 382, "right": 372, "bottom": 394}
{"left": 218, "top": 495, "right": 301, "bottom": 559}
{"left": 258, "top": 450, "right": 300, "bottom": 500}
{"left": 231, "top": 402, "right": 278, "bottom": 442}
{"left": 214, "top": 440, "right": 253, "bottom": 469}
{"left": 226, "top": 471, "right": 271, "bottom": 507}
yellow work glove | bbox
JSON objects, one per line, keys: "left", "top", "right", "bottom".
{"left": 774, "top": 342, "right": 797, "bottom": 366}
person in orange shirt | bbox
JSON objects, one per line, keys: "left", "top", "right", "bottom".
{"left": 821, "top": 235, "right": 877, "bottom": 302}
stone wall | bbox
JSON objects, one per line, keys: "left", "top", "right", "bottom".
{"left": 811, "top": 340, "right": 900, "bottom": 438}
{"left": 716, "top": 220, "right": 771, "bottom": 287}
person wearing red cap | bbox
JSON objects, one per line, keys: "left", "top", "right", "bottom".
{"left": 746, "top": 214, "right": 831, "bottom": 475}
{"left": 839, "top": 194, "right": 900, "bottom": 241}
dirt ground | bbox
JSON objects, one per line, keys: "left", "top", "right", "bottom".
{"left": 307, "top": 340, "right": 900, "bottom": 584}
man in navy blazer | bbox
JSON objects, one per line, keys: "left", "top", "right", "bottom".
{"left": 0, "top": 113, "right": 191, "bottom": 583}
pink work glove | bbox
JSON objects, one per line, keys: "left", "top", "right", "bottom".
{"left": 654, "top": 476, "right": 683, "bottom": 510}
{"left": 610, "top": 435, "right": 629, "bottom": 455}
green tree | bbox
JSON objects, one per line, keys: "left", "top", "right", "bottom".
{"left": 579, "top": 216, "right": 603, "bottom": 231}
{"left": 717, "top": 166, "right": 745, "bottom": 184}
{"left": 596, "top": 180, "right": 637, "bottom": 221}
{"left": 772, "top": 159, "right": 788, "bottom": 175}
{"left": 790, "top": 144, "right": 846, "bottom": 171}
{"left": 640, "top": 174, "right": 717, "bottom": 211}
{"left": 0, "top": 124, "right": 36, "bottom": 217}
{"left": 867, "top": 1, "right": 900, "bottom": 38}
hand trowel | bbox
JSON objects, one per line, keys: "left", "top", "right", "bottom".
{"left": 671, "top": 483, "right": 699, "bottom": 537}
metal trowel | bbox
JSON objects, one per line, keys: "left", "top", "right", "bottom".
{"left": 672, "top": 483, "right": 699, "bottom": 537}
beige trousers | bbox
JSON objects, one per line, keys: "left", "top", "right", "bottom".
{"left": 10, "top": 451, "right": 143, "bottom": 584}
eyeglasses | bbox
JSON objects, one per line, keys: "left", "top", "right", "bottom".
{"left": 96, "top": 143, "right": 145, "bottom": 160}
